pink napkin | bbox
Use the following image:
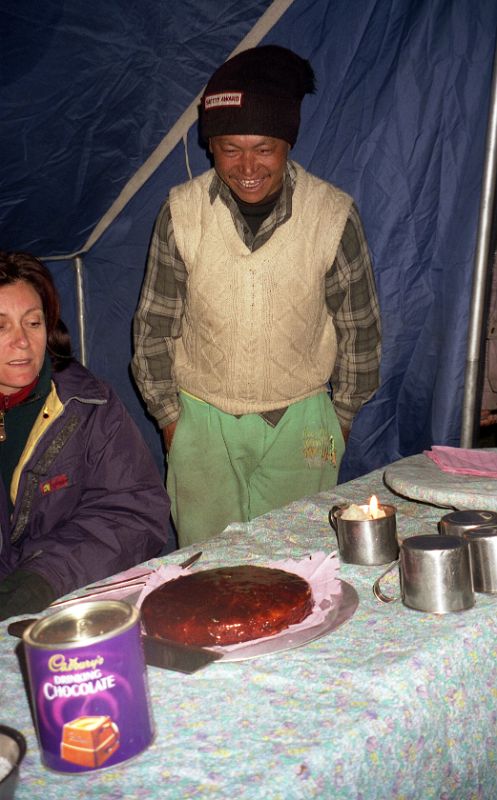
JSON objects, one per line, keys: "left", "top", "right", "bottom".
{"left": 424, "top": 446, "right": 497, "bottom": 478}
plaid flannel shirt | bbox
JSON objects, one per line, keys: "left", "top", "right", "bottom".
{"left": 132, "top": 161, "right": 381, "bottom": 431}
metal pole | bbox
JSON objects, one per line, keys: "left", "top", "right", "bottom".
{"left": 460, "top": 38, "right": 497, "bottom": 447}
{"left": 73, "top": 256, "right": 87, "bottom": 366}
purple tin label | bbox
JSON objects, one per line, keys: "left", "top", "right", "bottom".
{"left": 25, "top": 616, "right": 154, "bottom": 773}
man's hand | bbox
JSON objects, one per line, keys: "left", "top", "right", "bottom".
{"left": 481, "top": 409, "right": 497, "bottom": 427}
{"left": 162, "top": 421, "right": 177, "bottom": 451}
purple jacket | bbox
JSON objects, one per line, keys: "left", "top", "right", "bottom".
{"left": 0, "top": 361, "right": 170, "bottom": 598}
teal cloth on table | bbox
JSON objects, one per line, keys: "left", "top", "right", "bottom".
{"left": 3, "top": 461, "right": 497, "bottom": 800}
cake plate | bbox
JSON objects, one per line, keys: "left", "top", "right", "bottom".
{"left": 214, "top": 579, "right": 359, "bottom": 662}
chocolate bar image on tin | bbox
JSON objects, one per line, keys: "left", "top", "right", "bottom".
{"left": 60, "top": 715, "right": 120, "bottom": 768}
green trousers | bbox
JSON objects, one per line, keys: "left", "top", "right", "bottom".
{"left": 167, "top": 391, "right": 345, "bottom": 547}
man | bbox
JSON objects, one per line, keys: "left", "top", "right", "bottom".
{"left": 132, "top": 45, "right": 381, "bottom": 546}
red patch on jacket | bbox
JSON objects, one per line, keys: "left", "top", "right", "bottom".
{"left": 40, "top": 474, "right": 69, "bottom": 494}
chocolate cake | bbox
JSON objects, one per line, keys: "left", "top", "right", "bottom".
{"left": 141, "top": 565, "right": 314, "bottom": 647}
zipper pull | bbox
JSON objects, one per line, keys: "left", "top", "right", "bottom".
{"left": 329, "top": 434, "right": 336, "bottom": 467}
{"left": 0, "top": 410, "right": 5, "bottom": 442}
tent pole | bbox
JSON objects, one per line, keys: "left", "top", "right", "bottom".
{"left": 73, "top": 256, "right": 87, "bottom": 366}
{"left": 460, "top": 37, "right": 497, "bottom": 447}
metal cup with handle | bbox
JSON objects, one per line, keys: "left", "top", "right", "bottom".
{"left": 463, "top": 527, "right": 497, "bottom": 593}
{"left": 328, "top": 503, "right": 398, "bottom": 566}
{"left": 438, "top": 510, "right": 497, "bottom": 537}
{"left": 373, "top": 534, "right": 475, "bottom": 613}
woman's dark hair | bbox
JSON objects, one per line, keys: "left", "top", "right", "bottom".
{"left": 0, "top": 250, "right": 73, "bottom": 371}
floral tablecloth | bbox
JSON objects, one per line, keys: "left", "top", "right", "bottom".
{"left": 2, "top": 461, "right": 497, "bottom": 799}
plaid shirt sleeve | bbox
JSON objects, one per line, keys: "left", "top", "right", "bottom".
{"left": 326, "top": 202, "right": 381, "bottom": 430}
{"left": 131, "top": 198, "right": 185, "bottom": 429}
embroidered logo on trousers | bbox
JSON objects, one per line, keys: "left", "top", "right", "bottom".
{"left": 303, "top": 428, "right": 336, "bottom": 468}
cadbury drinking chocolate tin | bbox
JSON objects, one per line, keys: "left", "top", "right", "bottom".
{"left": 23, "top": 599, "right": 154, "bottom": 773}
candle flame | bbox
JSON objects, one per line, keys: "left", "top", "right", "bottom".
{"left": 369, "top": 495, "right": 379, "bottom": 516}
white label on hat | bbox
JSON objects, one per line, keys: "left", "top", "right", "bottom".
{"left": 204, "top": 92, "right": 243, "bottom": 109}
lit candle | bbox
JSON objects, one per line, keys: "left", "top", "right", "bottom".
{"left": 341, "top": 495, "right": 387, "bottom": 520}
{"left": 368, "top": 495, "right": 386, "bottom": 519}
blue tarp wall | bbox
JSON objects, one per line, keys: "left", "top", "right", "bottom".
{"left": 2, "top": 0, "right": 497, "bottom": 482}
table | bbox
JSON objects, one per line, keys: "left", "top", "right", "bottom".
{"left": 2, "top": 461, "right": 497, "bottom": 800}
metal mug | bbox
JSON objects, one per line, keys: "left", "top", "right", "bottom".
{"left": 373, "top": 534, "right": 475, "bottom": 613}
{"left": 438, "top": 509, "right": 497, "bottom": 537}
{"left": 0, "top": 725, "right": 26, "bottom": 800}
{"left": 328, "top": 503, "right": 398, "bottom": 566}
{"left": 463, "top": 527, "right": 497, "bottom": 593}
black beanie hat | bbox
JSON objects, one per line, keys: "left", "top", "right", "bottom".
{"left": 200, "top": 45, "right": 316, "bottom": 146}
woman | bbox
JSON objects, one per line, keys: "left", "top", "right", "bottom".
{"left": 0, "top": 251, "right": 170, "bottom": 620}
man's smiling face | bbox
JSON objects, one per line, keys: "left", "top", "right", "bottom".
{"left": 209, "top": 134, "right": 290, "bottom": 204}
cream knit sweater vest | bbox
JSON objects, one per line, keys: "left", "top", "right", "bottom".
{"left": 170, "top": 162, "right": 352, "bottom": 415}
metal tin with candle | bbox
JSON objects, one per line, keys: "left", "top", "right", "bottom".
{"left": 23, "top": 600, "right": 154, "bottom": 774}
{"left": 328, "top": 496, "right": 398, "bottom": 565}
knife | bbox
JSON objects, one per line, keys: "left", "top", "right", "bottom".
{"left": 7, "top": 618, "right": 37, "bottom": 639}
{"left": 142, "top": 634, "right": 222, "bottom": 673}
{"left": 85, "top": 549, "right": 203, "bottom": 589}
{"left": 46, "top": 550, "right": 204, "bottom": 609}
